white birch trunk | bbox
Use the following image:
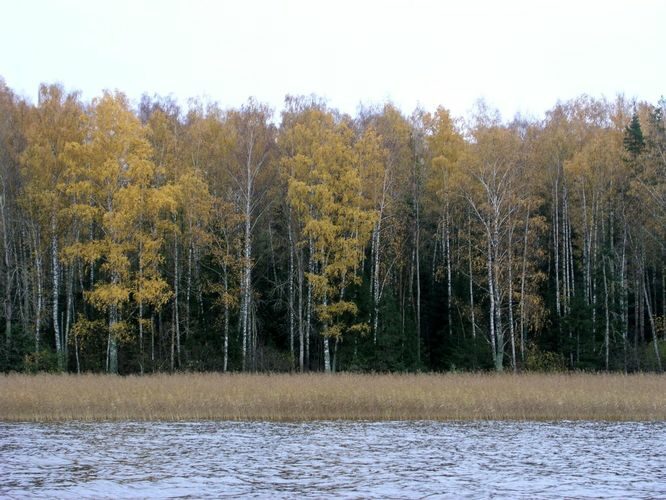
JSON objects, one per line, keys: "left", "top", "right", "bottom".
{"left": 445, "top": 206, "right": 453, "bottom": 336}
{"left": 241, "top": 212, "right": 251, "bottom": 372}
{"left": 186, "top": 240, "right": 192, "bottom": 340}
{"left": 306, "top": 239, "right": 314, "bottom": 369}
{"left": 662, "top": 264, "right": 665, "bottom": 350}
{"left": 372, "top": 220, "right": 381, "bottom": 344}
{"left": 323, "top": 291, "right": 331, "bottom": 373}
{"left": 108, "top": 271, "right": 119, "bottom": 374}
{"left": 519, "top": 208, "right": 530, "bottom": 362}
{"left": 468, "top": 213, "right": 476, "bottom": 339}
{"left": 1, "top": 187, "right": 12, "bottom": 352}
{"left": 493, "top": 218, "right": 504, "bottom": 372}
{"left": 553, "top": 178, "right": 561, "bottom": 317}
{"left": 486, "top": 234, "right": 496, "bottom": 366}
{"left": 64, "top": 262, "right": 73, "bottom": 368}
{"left": 619, "top": 226, "right": 628, "bottom": 372}
{"left": 591, "top": 200, "right": 598, "bottom": 346}
{"left": 507, "top": 221, "right": 516, "bottom": 372}
{"left": 33, "top": 227, "right": 43, "bottom": 356}
{"left": 288, "top": 214, "right": 295, "bottom": 368}
{"left": 415, "top": 212, "right": 422, "bottom": 362}
{"left": 151, "top": 314, "right": 155, "bottom": 365}
{"left": 223, "top": 261, "right": 229, "bottom": 373}
{"left": 602, "top": 256, "right": 610, "bottom": 370}
{"left": 372, "top": 173, "right": 389, "bottom": 345}
{"left": 172, "top": 228, "right": 180, "bottom": 371}
{"left": 643, "top": 265, "right": 663, "bottom": 372}
{"left": 297, "top": 248, "right": 304, "bottom": 372}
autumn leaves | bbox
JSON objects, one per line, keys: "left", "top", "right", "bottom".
{"left": 2, "top": 78, "right": 665, "bottom": 374}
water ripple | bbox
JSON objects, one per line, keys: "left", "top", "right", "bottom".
{"left": 1, "top": 420, "right": 665, "bottom": 498}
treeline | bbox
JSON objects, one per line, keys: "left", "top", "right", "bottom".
{"left": 0, "top": 78, "right": 664, "bottom": 374}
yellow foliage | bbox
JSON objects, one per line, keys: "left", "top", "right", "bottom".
{"left": 134, "top": 277, "right": 172, "bottom": 309}
{"left": 85, "top": 283, "right": 130, "bottom": 311}
{"left": 109, "top": 321, "right": 134, "bottom": 344}
{"left": 283, "top": 104, "right": 379, "bottom": 342}
{"left": 61, "top": 240, "right": 104, "bottom": 265}
{"left": 70, "top": 315, "right": 106, "bottom": 346}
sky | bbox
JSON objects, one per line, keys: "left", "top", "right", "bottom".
{"left": 1, "top": 0, "right": 664, "bottom": 121}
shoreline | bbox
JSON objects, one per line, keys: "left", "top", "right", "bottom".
{"left": 1, "top": 372, "right": 664, "bottom": 422}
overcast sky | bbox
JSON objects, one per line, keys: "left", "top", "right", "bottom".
{"left": 1, "top": 0, "right": 664, "bottom": 120}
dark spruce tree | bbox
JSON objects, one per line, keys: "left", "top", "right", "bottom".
{"left": 624, "top": 112, "right": 645, "bottom": 157}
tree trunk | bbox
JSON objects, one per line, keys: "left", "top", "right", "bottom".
{"left": 108, "top": 305, "right": 118, "bottom": 374}
{"left": 662, "top": 263, "right": 666, "bottom": 351}
{"left": 240, "top": 152, "right": 254, "bottom": 372}
{"left": 1, "top": 186, "right": 13, "bottom": 356}
{"left": 372, "top": 219, "right": 381, "bottom": 344}
{"left": 323, "top": 336, "right": 331, "bottom": 373}
{"left": 151, "top": 313, "right": 155, "bottom": 367}
{"left": 186, "top": 240, "right": 192, "bottom": 341}
{"left": 74, "top": 331, "right": 80, "bottom": 374}
{"left": 19, "top": 227, "right": 31, "bottom": 340}
{"left": 468, "top": 212, "right": 476, "bottom": 339}
{"left": 108, "top": 270, "right": 120, "bottom": 374}
{"left": 415, "top": 221, "right": 422, "bottom": 364}
{"left": 64, "top": 261, "right": 74, "bottom": 371}
{"left": 173, "top": 229, "right": 180, "bottom": 370}
{"left": 138, "top": 298, "right": 144, "bottom": 375}
{"left": 51, "top": 223, "right": 63, "bottom": 369}
{"left": 223, "top": 259, "right": 229, "bottom": 373}
{"left": 620, "top": 225, "right": 628, "bottom": 373}
{"left": 306, "top": 239, "right": 314, "bottom": 370}
{"left": 582, "top": 190, "right": 591, "bottom": 305}
{"left": 170, "top": 303, "right": 175, "bottom": 372}
{"left": 493, "top": 222, "right": 504, "bottom": 372}
{"left": 562, "top": 193, "right": 569, "bottom": 316}
{"left": 639, "top": 266, "right": 645, "bottom": 344}
{"left": 240, "top": 245, "right": 248, "bottom": 372}
{"left": 553, "top": 178, "right": 560, "bottom": 317}
{"left": 634, "top": 272, "right": 641, "bottom": 370}
{"left": 251, "top": 302, "right": 258, "bottom": 371}
{"left": 445, "top": 206, "right": 453, "bottom": 337}
{"left": 288, "top": 245, "right": 294, "bottom": 368}
{"left": 508, "top": 221, "right": 516, "bottom": 372}
{"left": 33, "top": 227, "right": 43, "bottom": 357}
{"left": 591, "top": 202, "right": 598, "bottom": 353}
{"left": 288, "top": 213, "right": 295, "bottom": 369}
{"left": 602, "top": 256, "right": 610, "bottom": 371}
{"left": 322, "top": 283, "right": 330, "bottom": 373}
{"left": 643, "top": 265, "right": 663, "bottom": 372}
{"left": 297, "top": 249, "right": 305, "bottom": 372}
{"left": 519, "top": 207, "right": 530, "bottom": 363}
{"left": 486, "top": 234, "right": 497, "bottom": 368}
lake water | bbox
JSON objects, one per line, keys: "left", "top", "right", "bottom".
{"left": 1, "top": 420, "right": 665, "bottom": 498}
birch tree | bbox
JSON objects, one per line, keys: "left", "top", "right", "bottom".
{"left": 425, "top": 107, "right": 465, "bottom": 338}
{"left": 64, "top": 92, "right": 168, "bottom": 374}
{"left": 224, "top": 100, "right": 276, "bottom": 371}
{"left": 460, "top": 114, "right": 525, "bottom": 371}
{"left": 0, "top": 80, "right": 24, "bottom": 367}
{"left": 283, "top": 104, "right": 376, "bottom": 371}
{"left": 20, "top": 84, "right": 84, "bottom": 369}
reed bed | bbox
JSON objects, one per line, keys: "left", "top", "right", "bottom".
{"left": 1, "top": 372, "right": 664, "bottom": 422}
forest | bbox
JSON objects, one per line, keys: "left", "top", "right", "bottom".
{"left": 0, "top": 77, "right": 664, "bottom": 374}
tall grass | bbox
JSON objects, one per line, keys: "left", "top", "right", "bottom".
{"left": 1, "top": 372, "right": 664, "bottom": 422}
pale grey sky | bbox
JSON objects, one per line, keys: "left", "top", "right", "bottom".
{"left": 1, "top": 0, "right": 664, "bottom": 120}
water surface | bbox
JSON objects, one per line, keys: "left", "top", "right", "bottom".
{"left": 2, "top": 420, "right": 665, "bottom": 498}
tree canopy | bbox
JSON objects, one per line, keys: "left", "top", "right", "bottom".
{"left": 1, "top": 79, "right": 664, "bottom": 373}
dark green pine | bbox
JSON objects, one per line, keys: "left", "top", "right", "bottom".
{"left": 624, "top": 112, "right": 645, "bottom": 156}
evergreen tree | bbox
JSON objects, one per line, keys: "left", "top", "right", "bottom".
{"left": 624, "top": 112, "right": 645, "bottom": 157}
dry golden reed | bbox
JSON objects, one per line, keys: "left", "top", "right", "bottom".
{"left": 1, "top": 372, "right": 664, "bottom": 422}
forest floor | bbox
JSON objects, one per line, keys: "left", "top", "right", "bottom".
{"left": 1, "top": 372, "right": 664, "bottom": 422}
